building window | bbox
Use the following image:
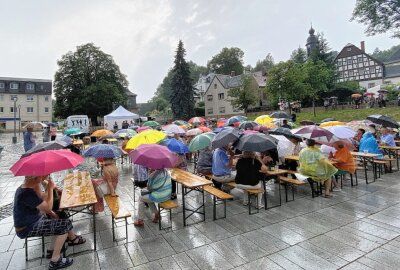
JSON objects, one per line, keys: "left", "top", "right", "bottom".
{"left": 10, "top": 83, "right": 19, "bottom": 90}
{"left": 0, "top": 107, "right": 3, "bottom": 113}
{"left": 10, "top": 95, "right": 18, "bottom": 101}
{"left": 45, "top": 96, "right": 50, "bottom": 102}
{"left": 207, "top": 108, "right": 213, "bottom": 114}
{"left": 27, "top": 95, "right": 34, "bottom": 101}
{"left": 0, "top": 82, "right": 4, "bottom": 89}
{"left": 214, "top": 84, "right": 217, "bottom": 89}
{"left": 44, "top": 107, "right": 49, "bottom": 113}
{"left": 218, "top": 93, "right": 224, "bottom": 100}
{"left": 219, "top": 107, "right": 225, "bottom": 113}
{"left": 26, "top": 83, "right": 35, "bottom": 90}
{"left": 27, "top": 107, "right": 34, "bottom": 113}
{"left": 10, "top": 107, "right": 17, "bottom": 113}
{"left": 207, "top": 95, "right": 213, "bottom": 101}
{"left": 368, "top": 83, "right": 375, "bottom": 88}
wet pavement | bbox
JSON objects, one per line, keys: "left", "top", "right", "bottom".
{"left": 0, "top": 132, "right": 400, "bottom": 269}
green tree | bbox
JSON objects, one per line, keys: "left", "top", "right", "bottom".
{"left": 207, "top": 47, "right": 244, "bottom": 75}
{"left": 54, "top": 43, "right": 128, "bottom": 123}
{"left": 170, "top": 40, "right": 194, "bottom": 120}
{"left": 266, "top": 61, "right": 307, "bottom": 112}
{"left": 372, "top": 44, "right": 400, "bottom": 61}
{"left": 253, "top": 53, "right": 274, "bottom": 72}
{"left": 228, "top": 74, "right": 258, "bottom": 114}
{"left": 290, "top": 47, "right": 307, "bottom": 64}
{"left": 352, "top": 0, "right": 400, "bottom": 38}
{"left": 303, "top": 60, "right": 336, "bottom": 116}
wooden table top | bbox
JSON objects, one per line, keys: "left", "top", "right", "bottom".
{"left": 60, "top": 171, "right": 97, "bottom": 209}
{"left": 73, "top": 140, "right": 83, "bottom": 145}
{"left": 380, "top": 145, "right": 400, "bottom": 150}
{"left": 351, "top": 152, "right": 381, "bottom": 158}
{"left": 260, "top": 168, "right": 289, "bottom": 176}
{"left": 170, "top": 168, "right": 212, "bottom": 188}
{"left": 285, "top": 155, "right": 299, "bottom": 161}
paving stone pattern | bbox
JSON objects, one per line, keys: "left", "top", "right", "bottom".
{"left": 1, "top": 133, "right": 400, "bottom": 269}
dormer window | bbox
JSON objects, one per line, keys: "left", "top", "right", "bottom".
{"left": 26, "top": 83, "right": 35, "bottom": 91}
{"left": 10, "top": 83, "right": 19, "bottom": 90}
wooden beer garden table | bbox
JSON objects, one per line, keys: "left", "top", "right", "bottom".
{"left": 60, "top": 171, "right": 98, "bottom": 250}
{"left": 351, "top": 152, "right": 380, "bottom": 184}
{"left": 380, "top": 145, "right": 400, "bottom": 171}
{"left": 259, "top": 168, "right": 289, "bottom": 209}
{"left": 170, "top": 168, "right": 212, "bottom": 226}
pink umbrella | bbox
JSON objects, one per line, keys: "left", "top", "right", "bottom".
{"left": 10, "top": 149, "right": 84, "bottom": 176}
{"left": 188, "top": 117, "right": 206, "bottom": 124}
{"left": 294, "top": 125, "right": 334, "bottom": 143}
{"left": 137, "top": 126, "right": 151, "bottom": 133}
{"left": 128, "top": 144, "right": 178, "bottom": 169}
{"left": 243, "top": 129, "right": 259, "bottom": 134}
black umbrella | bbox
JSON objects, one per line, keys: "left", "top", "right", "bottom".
{"left": 367, "top": 114, "right": 399, "bottom": 128}
{"left": 21, "top": 141, "right": 68, "bottom": 158}
{"left": 270, "top": 111, "right": 291, "bottom": 119}
{"left": 211, "top": 128, "right": 241, "bottom": 149}
{"left": 239, "top": 121, "right": 259, "bottom": 130}
{"left": 234, "top": 133, "right": 277, "bottom": 152}
{"left": 320, "top": 118, "right": 336, "bottom": 123}
{"left": 269, "top": 127, "right": 302, "bottom": 140}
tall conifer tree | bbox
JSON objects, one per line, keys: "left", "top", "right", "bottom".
{"left": 170, "top": 40, "right": 194, "bottom": 119}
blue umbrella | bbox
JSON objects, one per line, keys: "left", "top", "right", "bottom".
{"left": 83, "top": 144, "right": 123, "bottom": 158}
{"left": 213, "top": 126, "right": 233, "bottom": 134}
{"left": 233, "top": 115, "right": 247, "bottom": 121}
{"left": 160, "top": 138, "right": 189, "bottom": 154}
{"left": 225, "top": 116, "right": 241, "bottom": 127}
{"left": 64, "top": 128, "right": 81, "bottom": 135}
{"left": 57, "top": 135, "right": 73, "bottom": 145}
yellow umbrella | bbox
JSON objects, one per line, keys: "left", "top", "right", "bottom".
{"left": 255, "top": 115, "right": 274, "bottom": 126}
{"left": 319, "top": 121, "right": 345, "bottom": 127}
{"left": 263, "top": 122, "right": 277, "bottom": 129}
{"left": 91, "top": 129, "right": 114, "bottom": 137}
{"left": 125, "top": 130, "right": 166, "bottom": 150}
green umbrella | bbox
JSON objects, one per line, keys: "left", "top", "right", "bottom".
{"left": 188, "top": 132, "right": 215, "bottom": 152}
{"left": 143, "top": 121, "right": 160, "bottom": 128}
{"left": 64, "top": 128, "right": 81, "bottom": 135}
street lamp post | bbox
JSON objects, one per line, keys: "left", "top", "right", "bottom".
{"left": 12, "top": 97, "right": 18, "bottom": 144}
{"left": 18, "top": 104, "right": 21, "bottom": 137}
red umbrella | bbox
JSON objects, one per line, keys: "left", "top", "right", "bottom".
{"left": 293, "top": 125, "right": 334, "bottom": 143}
{"left": 128, "top": 144, "right": 178, "bottom": 169}
{"left": 188, "top": 117, "right": 206, "bottom": 124}
{"left": 137, "top": 126, "right": 151, "bottom": 133}
{"left": 198, "top": 126, "right": 212, "bottom": 133}
{"left": 10, "top": 150, "right": 84, "bottom": 176}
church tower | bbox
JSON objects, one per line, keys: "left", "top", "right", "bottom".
{"left": 306, "top": 26, "right": 319, "bottom": 57}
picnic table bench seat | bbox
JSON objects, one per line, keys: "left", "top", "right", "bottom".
{"left": 225, "top": 182, "right": 264, "bottom": 215}
{"left": 104, "top": 195, "right": 131, "bottom": 242}
{"left": 158, "top": 200, "right": 179, "bottom": 230}
{"left": 203, "top": 185, "right": 233, "bottom": 220}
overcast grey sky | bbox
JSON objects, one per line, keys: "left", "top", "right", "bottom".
{"left": 0, "top": 0, "right": 398, "bottom": 103}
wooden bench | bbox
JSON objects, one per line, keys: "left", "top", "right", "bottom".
{"left": 104, "top": 195, "right": 132, "bottom": 242}
{"left": 203, "top": 185, "right": 233, "bottom": 220}
{"left": 158, "top": 200, "right": 178, "bottom": 230}
{"left": 372, "top": 159, "right": 389, "bottom": 179}
{"left": 225, "top": 182, "right": 265, "bottom": 215}
{"left": 279, "top": 176, "right": 307, "bottom": 202}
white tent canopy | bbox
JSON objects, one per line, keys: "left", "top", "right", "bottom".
{"left": 104, "top": 105, "right": 139, "bottom": 130}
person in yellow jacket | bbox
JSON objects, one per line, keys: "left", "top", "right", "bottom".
{"left": 299, "top": 139, "right": 337, "bottom": 198}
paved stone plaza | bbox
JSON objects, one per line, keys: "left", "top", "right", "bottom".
{"left": 0, "top": 133, "right": 400, "bottom": 270}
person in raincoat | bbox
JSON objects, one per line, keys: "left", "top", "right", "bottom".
{"left": 359, "top": 132, "right": 383, "bottom": 158}
{"left": 299, "top": 139, "right": 337, "bottom": 198}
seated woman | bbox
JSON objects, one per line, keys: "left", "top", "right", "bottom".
{"left": 299, "top": 139, "right": 337, "bottom": 198}
{"left": 14, "top": 176, "right": 86, "bottom": 270}
{"left": 92, "top": 158, "right": 119, "bottom": 212}
{"left": 134, "top": 169, "right": 171, "bottom": 226}
{"left": 359, "top": 132, "right": 383, "bottom": 158}
{"left": 329, "top": 141, "right": 356, "bottom": 191}
{"left": 196, "top": 147, "right": 213, "bottom": 175}
{"left": 235, "top": 151, "right": 267, "bottom": 208}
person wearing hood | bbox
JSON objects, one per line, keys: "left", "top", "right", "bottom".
{"left": 359, "top": 132, "right": 383, "bottom": 158}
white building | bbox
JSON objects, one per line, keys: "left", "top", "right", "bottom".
{"left": 193, "top": 73, "right": 215, "bottom": 103}
{"left": 0, "top": 77, "right": 52, "bottom": 130}
{"left": 204, "top": 72, "right": 267, "bottom": 117}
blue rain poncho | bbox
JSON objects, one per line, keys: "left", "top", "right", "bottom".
{"left": 359, "top": 132, "right": 383, "bottom": 158}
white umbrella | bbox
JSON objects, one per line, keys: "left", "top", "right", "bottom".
{"left": 270, "top": 135, "right": 295, "bottom": 158}
{"left": 186, "top": 128, "right": 203, "bottom": 136}
{"left": 22, "top": 121, "right": 48, "bottom": 129}
{"left": 162, "top": 124, "right": 185, "bottom": 134}
{"left": 323, "top": 126, "right": 356, "bottom": 139}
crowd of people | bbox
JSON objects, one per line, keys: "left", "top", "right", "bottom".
{"left": 14, "top": 115, "right": 400, "bottom": 269}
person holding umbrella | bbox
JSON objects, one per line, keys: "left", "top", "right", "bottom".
{"left": 23, "top": 125, "right": 36, "bottom": 152}
{"left": 212, "top": 144, "right": 236, "bottom": 189}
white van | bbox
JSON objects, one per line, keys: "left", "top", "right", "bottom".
{"left": 66, "top": 115, "right": 90, "bottom": 134}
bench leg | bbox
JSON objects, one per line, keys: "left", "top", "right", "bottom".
{"left": 42, "top": 236, "right": 45, "bottom": 258}
{"left": 158, "top": 206, "right": 162, "bottom": 231}
{"left": 25, "top": 238, "right": 28, "bottom": 261}
{"left": 125, "top": 217, "right": 128, "bottom": 243}
{"left": 284, "top": 184, "right": 288, "bottom": 202}
{"left": 292, "top": 184, "right": 295, "bottom": 201}
{"left": 213, "top": 196, "right": 216, "bottom": 221}
{"left": 111, "top": 216, "right": 115, "bottom": 242}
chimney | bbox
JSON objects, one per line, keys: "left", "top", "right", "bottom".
{"left": 230, "top": 71, "right": 235, "bottom": 77}
{"left": 360, "top": 41, "right": 365, "bottom": 52}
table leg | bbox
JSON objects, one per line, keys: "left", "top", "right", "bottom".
{"left": 92, "top": 204, "right": 97, "bottom": 250}
{"left": 182, "top": 185, "right": 186, "bottom": 227}
{"left": 263, "top": 178, "right": 267, "bottom": 210}
{"left": 363, "top": 157, "right": 369, "bottom": 184}
{"left": 202, "top": 189, "right": 205, "bottom": 222}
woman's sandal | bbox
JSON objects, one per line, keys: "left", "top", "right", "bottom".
{"left": 49, "top": 256, "right": 73, "bottom": 270}
{"left": 134, "top": 219, "right": 144, "bottom": 227}
{"left": 67, "top": 235, "right": 86, "bottom": 246}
